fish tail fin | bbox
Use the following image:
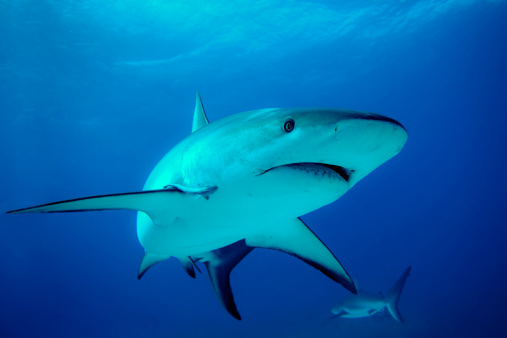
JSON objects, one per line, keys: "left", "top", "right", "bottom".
{"left": 202, "top": 240, "right": 254, "bottom": 320}
{"left": 385, "top": 266, "right": 411, "bottom": 323}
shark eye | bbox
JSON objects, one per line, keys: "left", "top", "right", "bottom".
{"left": 284, "top": 119, "right": 295, "bottom": 133}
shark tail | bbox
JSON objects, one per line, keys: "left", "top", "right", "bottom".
{"left": 200, "top": 240, "right": 254, "bottom": 320}
{"left": 385, "top": 266, "right": 411, "bottom": 323}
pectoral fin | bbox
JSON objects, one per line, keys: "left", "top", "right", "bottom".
{"left": 329, "top": 309, "right": 347, "bottom": 319}
{"left": 245, "top": 218, "right": 356, "bottom": 293}
{"left": 7, "top": 185, "right": 217, "bottom": 225}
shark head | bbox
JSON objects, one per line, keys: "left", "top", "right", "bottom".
{"left": 182, "top": 107, "right": 407, "bottom": 211}
{"left": 249, "top": 108, "right": 407, "bottom": 184}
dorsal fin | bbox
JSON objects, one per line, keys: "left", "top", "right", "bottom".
{"left": 353, "top": 274, "right": 361, "bottom": 292}
{"left": 192, "top": 91, "right": 209, "bottom": 132}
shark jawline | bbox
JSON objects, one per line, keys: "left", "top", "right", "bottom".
{"left": 258, "top": 163, "right": 353, "bottom": 182}
{"left": 321, "top": 164, "right": 352, "bottom": 182}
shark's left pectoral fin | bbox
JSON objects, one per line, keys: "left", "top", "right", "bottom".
{"left": 7, "top": 185, "right": 217, "bottom": 225}
{"left": 329, "top": 309, "right": 347, "bottom": 319}
{"left": 245, "top": 218, "right": 356, "bottom": 293}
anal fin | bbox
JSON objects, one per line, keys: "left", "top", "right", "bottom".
{"left": 181, "top": 256, "right": 201, "bottom": 278}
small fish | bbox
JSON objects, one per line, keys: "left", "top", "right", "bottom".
{"left": 331, "top": 267, "right": 411, "bottom": 323}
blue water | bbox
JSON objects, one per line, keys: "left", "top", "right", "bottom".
{"left": 1, "top": 1, "right": 506, "bottom": 337}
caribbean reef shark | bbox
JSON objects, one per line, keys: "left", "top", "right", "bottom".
{"left": 331, "top": 266, "right": 411, "bottom": 323}
{"left": 7, "top": 93, "right": 408, "bottom": 320}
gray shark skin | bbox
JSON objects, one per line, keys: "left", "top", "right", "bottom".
{"left": 7, "top": 93, "right": 408, "bottom": 320}
{"left": 331, "top": 266, "right": 412, "bottom": 323}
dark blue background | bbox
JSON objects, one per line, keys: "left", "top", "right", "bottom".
{"left": 1, "top": 1, "right": 506, "bottom": 337}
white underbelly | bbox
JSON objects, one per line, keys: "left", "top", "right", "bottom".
{"left": 136, "top": 163, "right": 350, "bottom": 256}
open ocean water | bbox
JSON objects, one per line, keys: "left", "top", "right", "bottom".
{"left": 1, "top": 1, "right": 506, "bottom": 337}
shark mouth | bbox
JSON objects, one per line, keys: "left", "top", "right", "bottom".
{"left": 259, "top": 163, "right": 353, "bottom": 182}
{"left": 320, "top": 164, "right": 353, "bottom": 182}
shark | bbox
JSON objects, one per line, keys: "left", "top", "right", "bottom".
{"left": 7, "top": 93, "right": 408, "bottom": 320}
{"left": 330, "top": 266, "right": 412, "bottom": 323}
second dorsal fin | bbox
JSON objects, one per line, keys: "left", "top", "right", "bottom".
{"left": 192, "top": 91, "right": 209, "bottom": 132}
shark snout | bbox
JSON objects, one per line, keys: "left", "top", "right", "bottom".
{"left": 334, "top": 114, "right": 407, "bottom": 152}
{"left": 330, "top": 115, "right": 407, "bottom": 184}
{"left": 365, "top": 113, "right": 406, "bottom": 133}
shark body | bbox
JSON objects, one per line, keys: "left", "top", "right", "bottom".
{"left": 331, "top": 266, "right": 411, "bottom": 323}
{"left": 8, "top": 93, "right": 407, "bottom": 319}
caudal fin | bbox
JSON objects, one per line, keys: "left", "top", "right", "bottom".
{"left": 385, "top": 266, "right": 411, "bottom": 323}
{"left": 202, "top": 240, "right": 254, "bottom": 320}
